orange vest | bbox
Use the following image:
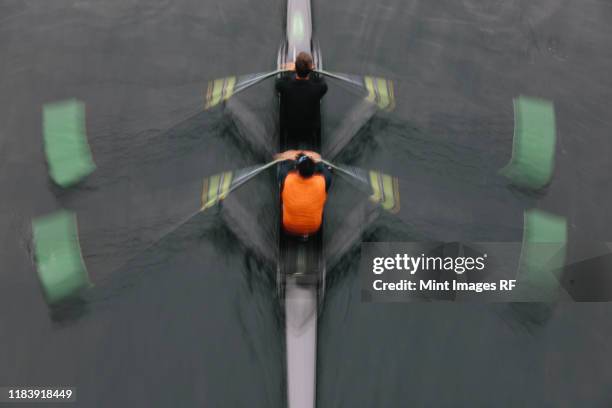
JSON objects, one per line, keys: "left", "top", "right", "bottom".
{"left": 282, "top": 171, "right": 327, "bottom": 235}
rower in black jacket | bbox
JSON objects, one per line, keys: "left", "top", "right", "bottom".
{"left": 276, "top": 52, "right": 328, "bottom": 149}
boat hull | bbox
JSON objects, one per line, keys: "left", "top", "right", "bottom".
{"left": 277, "top": 1, "right": 325, "bottom": 406}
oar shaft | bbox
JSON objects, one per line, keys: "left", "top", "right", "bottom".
{"left": 321, "top": 159, "right": 376, "bottom": 196}
{"left": 236, "top": 69, "right": 292, "bottom": 93}
{"left": 231, "top": 158, "right": 281, "bottom": 189}
{"left": 321, "top": 159, "right": 356, "bottom": 178}
{"left": 240, "top": 70, "right": 282, "bottom": 87}
{"left": 315, "top": 70, "right": 363, "bottom": 88}
{"left": 206, "top": 69, "right": 292, "bottom": 110}
{"left": 200, "top": 159, "right": 281, "bottom": 211}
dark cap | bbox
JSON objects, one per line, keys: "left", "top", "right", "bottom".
{"left": 296, "top": 154, "right": 315, "bottom": 177}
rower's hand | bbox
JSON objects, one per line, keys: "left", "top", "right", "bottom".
{"left": 281, "top": 62, "right": 295, "bottom": 71}
{"left": 274, "top": 150, "right": 322, "bottom": 162}
{"left": 275, "top": 150, "right": 300, "bottom": 161}
{"left": 302, "top": 151, "right": 322, "bottom": 162}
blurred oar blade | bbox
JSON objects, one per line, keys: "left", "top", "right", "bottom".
{"left": 32, "top": 210, "right": 93, "bottom": 305}
{"left": 364, "top": 76, "right": 395, "bottom": 111}
{"left": 99, "top": 159, "right": 280, "bottom": 280}
{"left": 367, "top": 170, "right": 400, "bottom": 213}
{"left": 201, "top": 171, "right": 234, "bottom": 210}
{"left": 204, "top": 70, "right": 284, "bottom": 110}
{"left": 43, "top": 99, "right": 96, "bottom": 187}
{"left": 201, "top": 159, "right": 281, "bottom": 210}
{"left": 322, "top": 160, "right": 400, "bottom": 213}
{"left": 316, "top": 70, "right": 395, "bottom": 111}
{"left": 499, "top": 96, "right": 556, "bottom": 190}
{"left": 204, "top": 76, "right": 237, "bottom": 110}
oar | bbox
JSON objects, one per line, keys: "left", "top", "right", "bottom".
{"left": 321, "top": 159, "right": 401, "bottom": 214}
{"left": 99, "top": 159, "right": 282, "bottom": 280}
{"left": 205, "top": 69, "right": 290, "bottom": 110}
{"left": 321, "top": 159, "right": 365, "bottom": 182}
{"left": 80, "top": 157, "right": 397, "bottom": 297}
{"left": 315, "top": 69, "right": 395, "bottom": 111}
{"left": 205, "top": 68, "right": 395, "bottom": 111}
{"left": 316, "top": 69, "right": 394, "bottom": 158}
{"left": 200, "top": 159, "right": 281, "bottom": 210}
{"left": 202, "top": 156, "right": 400, "bottom": 215}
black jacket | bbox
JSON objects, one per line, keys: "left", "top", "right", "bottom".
{"left": 276, "top": 74, "right": 327, "bottom": 136}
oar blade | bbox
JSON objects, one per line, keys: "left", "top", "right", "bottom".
{"left": 32, "top": 210, "right": 93, "bottom": 305}
{"left": 204, "top": 76, "right": 237, "bottom": 110}
{"left": 200, "top": 160, "right": 280, "bottom": 211}
{"left": 204, "top": 71, "right": 283, "bottom": 110}
{"left": 201, "top": 171, "right": 234, "bottom": 210}
{"left": 368, "top": 170, "right": 400, "bottom": 213}
{"left": 43, "top": 99, "right": 96, "bottom": 187}
{"left": 325, "top": 161, "right": 400, "bottom": 214}
{"left": 317, "top": 70, "right": 396, "bottom": 112}
{"left": 363, "top": 76, "right": 395, "bottom": 111}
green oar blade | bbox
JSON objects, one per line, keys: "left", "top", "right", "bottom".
{"left": 500, "top": 96, "right": 556, "bottom": 189}
{"left": 32, "top": 210, "right": 92, "bottom": 305}
{"left": 515, "top": 209, "right": 567, "bottom": 301}
{"left": 43, "top": 99, "right": 96, "bottom": 187}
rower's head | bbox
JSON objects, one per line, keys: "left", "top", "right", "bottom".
{"left": 295, "top": 52, "right": 313, "bottom": 79}
{"left": 296, "top": 154, "right": 315, "bottom": 177}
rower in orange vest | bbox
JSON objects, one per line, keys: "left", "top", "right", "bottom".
{"left": 276, "top": 150, "right": 332, "bottom": 236}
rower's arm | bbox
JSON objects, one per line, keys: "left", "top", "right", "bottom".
{"left": 315, "top": 75, "right": 328, "bottom": 96}
{"left": 317, "top": 163, "right": 333, "bottom": 192}
{"left": 301, "top": 150, "right": 321, "bottom": 162}
{"left": 275, "top": 150, "right": 301, "bottom": 161}
{"left": 278, "top": 160, "right": 295, "bottom": 190}
{"left": 275, "top": 76, "right": 289, "bottom": 92}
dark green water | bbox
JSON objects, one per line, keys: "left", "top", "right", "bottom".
{"left": 1, "top": 0, "right": 612, "bottom": 406}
